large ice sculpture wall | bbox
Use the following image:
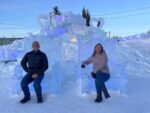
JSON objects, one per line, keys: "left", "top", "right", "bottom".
{"left": 0, "top": 12, "right": 127, "bottom": 96}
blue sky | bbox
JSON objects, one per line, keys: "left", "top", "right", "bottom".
{"left": 0, "top": 0, "right": 150, "bottom": 37}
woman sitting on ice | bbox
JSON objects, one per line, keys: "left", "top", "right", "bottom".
{"left": 81, "top": 43, "right": 110, "bottom": 103}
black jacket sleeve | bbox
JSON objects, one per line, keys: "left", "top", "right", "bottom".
{"left": 37, "top": 53, "right": 48, "bottom": 75}
{"left": 21, "top": 53, "right": 29, "bottom": 73}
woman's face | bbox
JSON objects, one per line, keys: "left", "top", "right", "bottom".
{"left": 95, "top": 45, "right": 102, "bottom": 53}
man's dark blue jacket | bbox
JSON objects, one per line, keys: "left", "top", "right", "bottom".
{"left": 21, "top": 50, "right": 48, "bottom": 76}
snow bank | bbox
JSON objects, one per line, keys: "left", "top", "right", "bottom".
{"left": 115, "top": 38, "right": 150, "bottom": 77}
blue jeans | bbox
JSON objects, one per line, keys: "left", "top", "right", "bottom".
{"left": 21, "top": 74, "right": 44, "bottom": 99}
{"left": 95, "top": 71, "right": 110, "bottom": 93}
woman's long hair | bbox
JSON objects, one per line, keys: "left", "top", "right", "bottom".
{"left": 92, "top": 43, "right": 104, "bottom": 57}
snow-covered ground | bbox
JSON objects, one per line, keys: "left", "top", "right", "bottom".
{"left": 0, "top": 64, "right": 150, "bottom": 113}
{"left": 0, "top": 12, "right": 150, "bottom": 113}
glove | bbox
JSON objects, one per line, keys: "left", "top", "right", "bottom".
{"left": 91, "top": 72, "right": 96, "bottom": 79}
{"left": 81, "top": 64, "right": 85, "bottom": 68}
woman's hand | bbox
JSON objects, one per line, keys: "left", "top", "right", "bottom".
{"left": 81, "top": 64, "right": 85, "bottom": 68}
{"left": 91, "top": 72, "right": 96, "bottom": 79}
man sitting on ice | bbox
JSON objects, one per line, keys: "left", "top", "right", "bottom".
{"left": 20, "top": 41, "right": 48, "bottom": 104}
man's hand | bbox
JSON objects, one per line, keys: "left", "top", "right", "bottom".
{"left": 32, "top": 74, "right": 38, "bottom": 79}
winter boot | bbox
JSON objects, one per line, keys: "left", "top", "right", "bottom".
{"left": 95, "top": 93, "right": 103, "bottom": 103}
{"left": 20, "top": 97, "right": 30, "bottom": 104}
{"left": 37, "top": 98, "right": 43, "bottom": 103}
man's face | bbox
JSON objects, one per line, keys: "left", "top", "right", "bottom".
{"left": 32, "top": 42, "right": 40, "bottom": 51}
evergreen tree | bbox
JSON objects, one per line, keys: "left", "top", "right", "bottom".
{"left": 86, "top": 10, "right": 91, "bottom": 26}
{"left": 53, "top": 6, "right": 61, "bottom": 15}
{"left": 82, "top": 8, "right": 87, "bottom": 19}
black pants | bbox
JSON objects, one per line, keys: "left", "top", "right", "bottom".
{"left": 21, "top": 74, "right": 44, "bottom": 99}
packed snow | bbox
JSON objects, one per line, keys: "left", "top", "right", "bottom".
{"left": 0, "top": 12, "right": 150, "bottom": 113}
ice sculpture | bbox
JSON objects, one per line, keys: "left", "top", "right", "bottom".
{"left": 0, "top": 12, "right": 127, "bottom": 96}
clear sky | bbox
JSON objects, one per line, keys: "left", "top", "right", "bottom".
{"left": 0, "top": 0, "right": 150, "bottom": 37}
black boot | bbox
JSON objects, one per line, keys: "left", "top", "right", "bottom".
{"left": 37, "top": 98, "right": 43, "bottom": 103}
{"left": 95, "top": 93, "right": 103, "bottom": 103}
{"left": 102, "top": 85, "right": 110, "bottom": 99}
{"left": 20, "top": 97, "right": 30, "bottom": 104}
